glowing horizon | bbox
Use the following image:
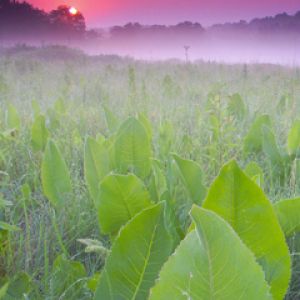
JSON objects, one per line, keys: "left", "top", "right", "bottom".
{"left": 27, "top": 0, "right": 300, "bottom": 28}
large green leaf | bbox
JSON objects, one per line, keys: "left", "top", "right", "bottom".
{"left": 149, "top": 159, "right": 167, "bottom": 202}
{"left": 6, "top": 104, "right": 20, "bottom": 131}
{"left": 84, "top": 137, "right": 110, "bottom": 201}
{"left": 103, "top": 105, "right": 120, "bottom": 134}
{"left": 97, "top": 173, "right": 152, "bottom": 235}
{"left": 50, "top": 255, "right": 87, "bottom": 299}
{"left": 287, "top": 119, "right": 300, "bottom": 156}
{"left": 114, "top": 117, "right": 152, "bottom": 178}
{"left": 173, "top": 154, "right": 206, "bottom": 205}
{"left": 41, "top": 140, "right": 72, "bottom": 207}
{"left": 138, "top": 112, "right": 153, "bottom": 139}
{"left": 0, "top": 282, "right": 8, "bottom": 299}
{"left": 262, "top": 126, "right": 283, "bottom": 166}
{"left": 31, "top": 115, "right": 49, "bottom": 152}
{"left": 94, "top": 202, "right": 173, "bottom": 300}
{"left": 202, "top": 161, "right": 290, "bottom": 300}
{"left": 227, "top": 93, "right": 247, "bottom": 120}
{"left": 3, "top": 272, "right": 31, "bottom": 300}
{"left": 149, "top": 207, "right": 272, "bottom": 300}
{"left": 274, "top": 198, "right": 300, "bottom": 237}
{"left": 244, "top": 114, "right": 271, "bottom": 154}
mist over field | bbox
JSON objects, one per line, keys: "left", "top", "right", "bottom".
{"left": 77, "top": 30, "right": 300, "bottom": 65}
{"left": 1, "top": 1, "right": 299, "bottom": 65}
{"left": 1, "top": 24, "right": 300, "bottom": 65}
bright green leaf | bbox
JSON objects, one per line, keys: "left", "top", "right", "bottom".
{"left": 244, "top": 114, "right": 271, "bottom": 154}
{"left": 84, "top": 137, "right": 110, "bottom": 202}
{"left": 149, "top": 207, "right": 272, "bottom": 300}
{"left": 94, "top": 202, "right": 173, "bottom": 300}
{"left": 97, "top": 173, "right": 152, "bottom": 235}
{"left": 41, "top": 140, "right": 72, "bottom": 207}
{"left": 6, "top": 104, "right": 20, "bottom": 131}
{"left": 203, "top": 161, "right": 291, "bottom": 300}
{"left": 103, "top": 105, "right": 119, "bottom": 134}
{"left": 274, "top": 198, "right": 300, "bottom": 237}
{"left": 50, "top": 255, "right": 86, "bottom": 299}
{"left": 287, "top": 119, "right": 300, "bottom": 156}
{"left": 173, "top": 154, "right": 206, "bottom": 205}
{"left": 114, "top": 117, "right": 152, "bottom": 178}
{"left": 31, "top": 115, "right": 49, "bottom": 152}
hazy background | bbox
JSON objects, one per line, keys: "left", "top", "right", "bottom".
{"left": 28, "top": 0, "right": 300, "bottom": 27}
{"left": 0, "top": 0, "right": 299, "bottom": 65}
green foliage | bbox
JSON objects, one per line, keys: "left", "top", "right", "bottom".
{"left": 41, "top": 140, "right": 72, "bottom": 207}
{"left": 150, "top": 206, "right": 272, "bottom": 300}
{"left": 173, "top": 154, "right": 206, "bottom": 205}
{"left": 103, "top": 105, "right": 120, "bottom": 134}
{"left": 31, "top": 115, "right": 49, "bottom": 152}
{"left": 227, "top": 93, "right": 247, "bottom": 120}
{"left": 2, "top": 272, "right": 31, "bottom": 300}
{"left": 50, "top": 255, "right": 86, "bottom": 299}
{"left": 287, "top": 119, "right": 300, "bottom": 157}
{"left": 2, "top": 53, "right": 300, "bottom": 299}
{"left": 31, "top": 100, "right": 41, "bottom": 118}
{"left": 94, "top": 203, "right": 173, "bottom": 300}
{"left": 0, "top": 283, "right": 8, "bottom": 299}
{"left": 158, "top": 121, "right": 174, "bottom": 159}
{"left": 5, "top": 105, "right": 20, "bottom": 131}
{"left": 114, "top": 117, "right": 152, "bottom": 178}
{"left": 274, "top": 198, "right": 300, "bottom": 237}
{"left": 96, "top": 174, "right": 152, "bottom": 236}
{"left": 84, "top": 137, "right": 110, "bottom": 202}
{"left": 203, "top": 161, "right": 291, "bottom": 300}
{"left": 262, "top": 126, "right": 283, "bottom": 167}
{"left": 244, "top": 161, "right": 264, "bottom": 186}
{"left": 138, "top": 112, "right": 153, "bottom": 139}
{"left": 244, "top": 114, "right": 271, "bottom": 154}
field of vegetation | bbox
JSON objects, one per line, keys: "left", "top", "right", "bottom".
{"left": 1, "top": 46, "right": 300, "bottom": 299}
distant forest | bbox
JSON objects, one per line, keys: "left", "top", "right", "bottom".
{"left": 0, "top": 0, "right": 86, "bottom": 40}
{"left": 0, "top": 0, "right": 300, "bottom": 43}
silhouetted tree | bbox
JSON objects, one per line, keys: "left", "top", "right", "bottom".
{"left": 49, "top": 5, "right": 86, "bottom": 39}
{"left": 0, "top": 1, "right": 86, "bottom": 41}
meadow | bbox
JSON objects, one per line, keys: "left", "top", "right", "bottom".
{"left": 1, "top": 46, "right": 300, "bottom": 299}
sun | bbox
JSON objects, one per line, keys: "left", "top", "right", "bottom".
{"left": 69, "top": 6, "right": 78, "bottom": 15}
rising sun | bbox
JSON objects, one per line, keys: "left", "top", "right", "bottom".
{"left": 69, "top": 6, "right": 78, "bottom": 15}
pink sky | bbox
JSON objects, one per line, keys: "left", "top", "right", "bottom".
{"left": 28, "top": 0, "right": 300, "bottom": 27}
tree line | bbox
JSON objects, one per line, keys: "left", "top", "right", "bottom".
{"left": 0, "top": 0, "right": 86, "bottom": 40}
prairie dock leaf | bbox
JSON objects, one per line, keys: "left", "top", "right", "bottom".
{"left": 97, "top": 173, "right": 152, "bottom": 235}
{"left": 103, "top": 105, "right": 120, "bottom": 134}
{"left": 287, "top": 119, "right": 300, "bottom": 156}
{"left": 94, "top": 202, "right": 173, "bottom": 300}
{"left": 6, "top": 104, "right": 20, "bottom": 131}
{"left": 274, "top": 198, "right": 300, "bottom": 237}
{"left": 50, "top": 255, "right": 86, "bottom": 299}
{"left": 31, "top": 114, "right": 49, "bottom": 152}
{"left": 114, "top": 117, "right": 152, "bottom": 178}
{"left": 173, "top": 154, "right": 206, "bottom": 205}
{"left": 202, "top": 160, "right": 291, "bottom": 300}
{"left": 41, "top": 140, "right": 72, "bottom": 207}
{"left": 84, "top": 136, "right": 110, "bottom": 202}
{"left": 149, "top": 207, "right": 272, "bottom": 300}
{"left": 243, "top": 114, "right": 271, "bottom": 154}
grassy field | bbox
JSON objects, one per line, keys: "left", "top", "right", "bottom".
{"left": 1, "top": 46, "right": 300, "bottom": 299}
